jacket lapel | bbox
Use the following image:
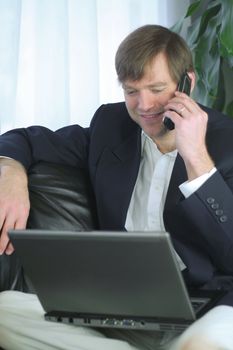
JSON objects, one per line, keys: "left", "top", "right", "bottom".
{"left": 95, "top": 129, "right": 141, "bottom": 229}
{"left": 163, "top": 154, "right": 187, "bottom": 229}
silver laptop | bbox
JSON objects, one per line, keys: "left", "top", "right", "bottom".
{"left": 9, "top": 230, "right": 224, "bottom": 332}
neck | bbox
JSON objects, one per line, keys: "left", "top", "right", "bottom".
{"left": 152, "top": 132, "right": 176, "bottom": 154}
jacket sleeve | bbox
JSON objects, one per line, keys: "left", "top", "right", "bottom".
{"left": 179, "top": 116, "right": 233, "bottom": 276}
{"left": 166, "top": 112, "right": 233, "bottom": 282}
{"left": 0, "top": 124, "right": 89, "bottom": 170}
{"left": 180, "top": 170, "right": 233, "bottom": 275}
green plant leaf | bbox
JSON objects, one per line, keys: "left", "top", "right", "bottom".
{"left": 227, "top": 55, "right": 233, "bottom": 68}
{"left": 196, "top": 2, "right": 221, "bottom": 40}
{"left": 226, "top": 100, "right": 233, "bottom": 118}
{"left": 185, "top": 1, "right": 221, "bottom": 48}
{"left": 219, "top": 0, "right": 233, "bottom": 56}
{"left": 170, "top": 0, "right": 202, "bottom": 36}
{"left": 170, "top": 18, "right": 186, "bottom": 34}
{"left": 185, "top": 0, "right": 202, "bottom": 18}
{"left": 186, "top": 16, "right": 202, "bottom": 48}
{"left": 213, "top": 59, "right": 225, "bottom": 111}
{"left": 171, "top": 0, "right": 233, "bottom": 115}
{"left": 193, "top": 14, "right": 221, "bottom": 95}
{"left": 193, "top": 78, "right": 215, "bottom": 106}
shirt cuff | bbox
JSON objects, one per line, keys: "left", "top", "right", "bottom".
{"left": 179, "top": 167, "right": 217, "bottom": 198}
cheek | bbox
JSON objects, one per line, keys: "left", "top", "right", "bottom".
{"left": 124, "top": 95, "right": 137, "bottom": 109}
{"left": 159, "top": 92, "right": 173, "bottom": 105}
{"left": 125, "top": 100, "right": 138, "bottom": 122}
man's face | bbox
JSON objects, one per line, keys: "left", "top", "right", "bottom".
{"left": 123, "top": 52, "right": 177, "bottom": 142}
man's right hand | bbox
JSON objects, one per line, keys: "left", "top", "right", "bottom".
{"left": 0, "top": 158, "right": 30, "bottom": 255}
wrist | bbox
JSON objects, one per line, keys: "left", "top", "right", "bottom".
{"left": 0, "top": 159, "right": 28, "bottom": 185}
{"left": 184, "top": 151, "right": 215, "bottom": 181}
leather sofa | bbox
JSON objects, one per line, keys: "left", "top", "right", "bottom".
{"left": 0, "top": 161, "right": 99, "bottom": 292}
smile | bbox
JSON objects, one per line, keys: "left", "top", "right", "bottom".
{"left": 140, "top": 112, "right": 164, "bottom": 120}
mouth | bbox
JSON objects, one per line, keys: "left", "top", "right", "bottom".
{"left": 140, "top": 111, "right": 164, "bottom": 120}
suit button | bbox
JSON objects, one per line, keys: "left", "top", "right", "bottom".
{"left": 207, "top": 197, "right": 215, "bottom": 204}
{"left": 219, "top": 215, "right": 227, "bottom": 223}
{"left": 211, "top": 203, "right": 219, "bottom": 209}
{"left": 215, "top": 209, "right": 223, "bottom": 216}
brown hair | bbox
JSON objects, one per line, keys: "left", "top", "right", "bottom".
{"left": 115, "top": 24, "right": 194, "bottom": 83}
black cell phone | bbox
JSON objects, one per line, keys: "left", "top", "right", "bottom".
{"left": 163, "top": 72, "right": 191, "bottom": 130}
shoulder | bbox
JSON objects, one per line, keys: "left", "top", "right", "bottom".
{"left": 200, "top": 104, "right": 233, "bottom": 130}
{"left": 91, "top": 102, "right": 133, "bottom": 125}
{"left": 87, "top": 102, "right": 141, "bottom": 167}
{"left": 201, "top": 104, "right": 233, "bottom": 169}
{"left": 90, "top": 102, "right": 139, "bottom": 139}
{"left": 200, "top": 104, "right": 233, "bottom": 140}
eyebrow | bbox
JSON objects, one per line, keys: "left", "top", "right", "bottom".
{"left": 122, "top": 82, "right": 168, "bottom": 89}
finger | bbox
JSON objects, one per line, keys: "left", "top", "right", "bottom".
{"left": 179, "top": 106, "right": 186, "bottom": 116}
{"left": 174, "top": 91, "right": 196, "bottom": 104}
{"left": 167, "top": 99, "right": 208, "bottom": 125}
{"left": 0, "top": 211, "right": 6, "bottom": 235}
{"left": 0, "top": 209, "right": 26, "bottom": 254}
{"left": 175, "top": 91, "right": 191, "bottom": 98}
{"left": 170, "top": 93, "right": 201, "bottom": 112}
{"left": 0, "top": 220, "right": 13, "bottom": 254}
{"left": 14, "top": 211, "right": 29, "bottom": 230}
{"left": 163, "top": 110, "right": 184, "bottom": 128}
{"left": 5, "top": 214, "right": 29, "bottom": 255}
{"left": 164, "top": 102, "right": 190, "bottom": 119}
{"left": 5, "top": 242, "right": 14, "bottom": 255}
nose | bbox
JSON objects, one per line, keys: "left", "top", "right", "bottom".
{"left": 137, "top": 90, "right": 155, "bottom": 111}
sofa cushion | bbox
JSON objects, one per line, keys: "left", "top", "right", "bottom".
{"left": 0, "top": 253, "right": 29, "bottom": 292}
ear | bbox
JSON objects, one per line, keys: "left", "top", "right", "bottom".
{"left": 187, "top": 71, "right": 196, "bottom": 92}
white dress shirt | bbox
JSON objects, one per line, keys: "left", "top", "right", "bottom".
{"left": 125, "top": 132, "right": 216, "bottom": 270}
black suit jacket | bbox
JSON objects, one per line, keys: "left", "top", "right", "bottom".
{"left": 1, "top": 102, "right": 233, "bottom": 296}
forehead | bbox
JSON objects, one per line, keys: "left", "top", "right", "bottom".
{"left": 124, "top": 52, "right": 175, "bottom": 87}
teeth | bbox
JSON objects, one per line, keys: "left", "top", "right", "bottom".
{"left": 141, "top": 111, "right": 163, "bottom": 117}
{"left": 141, "top": 114, "right": 159, "bottom": 118}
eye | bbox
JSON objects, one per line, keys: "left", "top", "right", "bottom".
{"left": 150, "top": 88, "right": 165, "bottom": 94}
{"left": 124, "top": 89, "right": 138, "bottom": 96}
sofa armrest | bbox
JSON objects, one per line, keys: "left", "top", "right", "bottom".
{"left": 0, "top": 161, "right": 98, "bottom": 292}
{"left": 27, "top": 161, "right": 98, "bottom": 230}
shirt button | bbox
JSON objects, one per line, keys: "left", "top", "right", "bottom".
{"left": 207, "top": 197, "right": 215, "bottom": 204}
{"left": 219, "top": 215, "right": 228, "bottom": 223}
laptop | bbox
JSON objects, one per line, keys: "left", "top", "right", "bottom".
{"left": 9, "top": 229, "right": 224, "bottom": 333}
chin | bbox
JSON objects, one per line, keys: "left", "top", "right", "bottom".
{"left": 143, "top": 124, "right": 168, "bottom": 139}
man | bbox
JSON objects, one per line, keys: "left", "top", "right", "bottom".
{"left": 0, "top": 24, "right": 233, "bottom": 349}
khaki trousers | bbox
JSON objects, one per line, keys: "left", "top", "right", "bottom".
{"left": 0, "top": 291, "right": 232, "bottom": 350}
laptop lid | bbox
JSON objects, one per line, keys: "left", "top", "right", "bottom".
{"left": 8, "top": 230, "right": 217, "bottom": 332}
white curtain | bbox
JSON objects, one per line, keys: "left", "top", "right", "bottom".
{"left": 0, "top": 0, "right": 189, "bottom": 133}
